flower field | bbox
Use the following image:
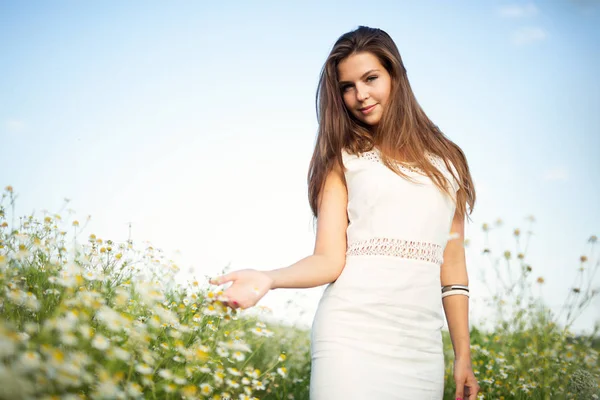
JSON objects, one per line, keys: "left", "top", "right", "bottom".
{"left": 0, "top": 186, "right": 598, "bottom": 399}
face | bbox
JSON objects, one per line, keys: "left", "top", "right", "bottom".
{"left": 337, "top": 52, "right": 392, "bottom": 126}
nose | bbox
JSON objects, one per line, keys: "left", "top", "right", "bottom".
{"left": 355, "top": 83, "right": 369, "bottom": 102}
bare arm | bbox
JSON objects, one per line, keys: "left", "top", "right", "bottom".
{"left": 442, "top": 209, "right": 480, "bottom": 400}
{"left": 209, "top": 161, "right": 348, "bottom": 307}
{"left": 441, "top": 209, "right": 471, "bottom": 360}
{"left": 265, "top": 161, "right": 348, "bottom": 289}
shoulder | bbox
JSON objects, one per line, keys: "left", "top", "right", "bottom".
{"left": 428, "top": 153, "right": 460, "bottom": 192}
{"left": 340, "top": 148, "right": 356, "bottom": 167}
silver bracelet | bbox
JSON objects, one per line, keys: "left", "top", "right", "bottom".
{"left": 441, "top": 284, "right": 469, "bottom": 298}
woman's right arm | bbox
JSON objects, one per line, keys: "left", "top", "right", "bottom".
{"left": 209, "top": 161, "right": 348, "bottom": 308}
{"left": 266, "top": 161, "right": 349, "bottom": 289}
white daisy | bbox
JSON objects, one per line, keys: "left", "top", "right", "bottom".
{"left": 232, "top": 351, "right": 245, "bottom": 361}
{"left": 226, "top": 379, "right": 240, "bottom": 389}
{"left": 91, "top": 334, "right": 110, "bottom": 351}
{"left": 217, "top": 347, "right": 229, "bottom": 358}
{"left": 158, "top": 369, "right": 173, "bottom": 380}
{"left": 135, "top": 363, "right": 153, "bottom": 375}
{"left": 199, "top": 365, "right": 211, "bottom": 373}
{"left": 126, "top": 382, "right": 143, "bottom": 397}
{"left": 252, "top": 380, "right": 265, "bottom": 390}
{"left": 18, "top": 351, "right": 41, "bottom": 370}
{"left": 113, "top": 347, "right": 131, "bottom": 362}
{"left": 200, "top": 383, "right": 213, "bottom": 395}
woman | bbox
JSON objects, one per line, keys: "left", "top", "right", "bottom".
{"left": 210, "top": 26, "right": 480, "bottom": 400}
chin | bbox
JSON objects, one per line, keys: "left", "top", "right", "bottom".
{"left": 362, "top": 117, "right": 381, "bottom": 126}
{"left": 351, "top": 111, "right": 381, "bottom": 127}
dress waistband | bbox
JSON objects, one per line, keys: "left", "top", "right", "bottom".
{"left": 346, "top": 238, "right": 444, "bottom": 265}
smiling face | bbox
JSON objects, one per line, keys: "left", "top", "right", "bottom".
{"left": 337, "top": 51, "right": 393, "bottom": 127}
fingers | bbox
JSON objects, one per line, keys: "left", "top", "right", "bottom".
{"left": 209, "top": 272, "right": 236, "bottom": 285}
{"left": 469, "top": 384, "right": 480, "bottom": 400}
{"left": 468, "top": 375, "right": 480, "bottom": 400}
{"left": 219, "top": 285, "right": 245, "bottom": 309}
{"left": 459, "top": 382, "right": 479, "bottom": 400}
{"left": 225, "top": 297, "right": 246, "bottom": 310}
{"left": 461, "top": 385, "right": 478, "bottom": 400}
{"left": 222, "top": 286, "right": 263, "bottom": 310}
{"left": 455, "top": 378, "right": 465, "bottom": 400}
{"left": 221, "top": 289, "right": 239, "bottom": 309}
{"left": 207, "top": 271, "right": 265, "bottom": 310}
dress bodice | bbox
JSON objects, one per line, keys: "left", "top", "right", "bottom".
{"left": 342, "top": 148, "right": 459, "bottom": 264}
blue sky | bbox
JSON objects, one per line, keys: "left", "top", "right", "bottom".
{"left": 1, "top": 1, "right": 599, "bottom": 333}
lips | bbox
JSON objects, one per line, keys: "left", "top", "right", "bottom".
{"left": 359, "top": 104, "right": 376, "bottom": 112}
{"left": 359, "top": 104, "right": 377, "bottom": 115}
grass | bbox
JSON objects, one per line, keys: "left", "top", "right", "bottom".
{"left": 0, "top": 186, "right": 598, "bottom": 399}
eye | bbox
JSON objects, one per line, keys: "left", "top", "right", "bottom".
{"left": 340, "top": 84, "right": 353, "bottom": 93}
{"left": 366, "top": 75, "right": 378, "bottom": 82}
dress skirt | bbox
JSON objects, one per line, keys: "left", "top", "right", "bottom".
{"left": 309, "top": 255, "right": 445, "bottom": 399}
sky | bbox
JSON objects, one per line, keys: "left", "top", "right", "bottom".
{"left": 1, "top": 0, "right": 599, "bottom": 334}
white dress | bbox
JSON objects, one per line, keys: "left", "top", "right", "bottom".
{"left": 310, "top": 147, "right": 459, "bottom": 399}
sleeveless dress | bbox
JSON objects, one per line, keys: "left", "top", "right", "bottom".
{"left": 310, "top": 147, "right": 460, "bottom": 399}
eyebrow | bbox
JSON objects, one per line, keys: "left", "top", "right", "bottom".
{"left": 338, "top": 69, "right": 380, "bottom": 85}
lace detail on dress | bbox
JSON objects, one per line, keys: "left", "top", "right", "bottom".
{"left": 358, "top": 148, "right": 446, "bottom": 175}
{"left": 346, "top": 238, "right": 444, "bottom": 264}
{"left": 357, "top": 150, "right": 422, "bottom": 174}
{"left": 356, "top": 150, "right": 381, "bottom": 163}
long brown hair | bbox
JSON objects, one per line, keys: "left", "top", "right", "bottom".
{"left": 308, "top": 26, "right": 476, "bottom": 220}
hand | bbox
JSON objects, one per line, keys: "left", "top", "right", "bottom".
{"left": 453, "top": 357, "right": 479, "bottom": 400}
{"left": 209, "top": 269, "right": 273, "bottom": 310}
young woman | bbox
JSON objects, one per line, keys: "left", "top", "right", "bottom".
{"left": 210, "top": 26, "right": 480, "bottom": 400}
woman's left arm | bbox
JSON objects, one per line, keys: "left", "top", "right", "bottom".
{"left": 441, "top": 209, "right": 471, "bottom": 359}
{"left": 441, "top": 209, "right": 480, "bottom": 400}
